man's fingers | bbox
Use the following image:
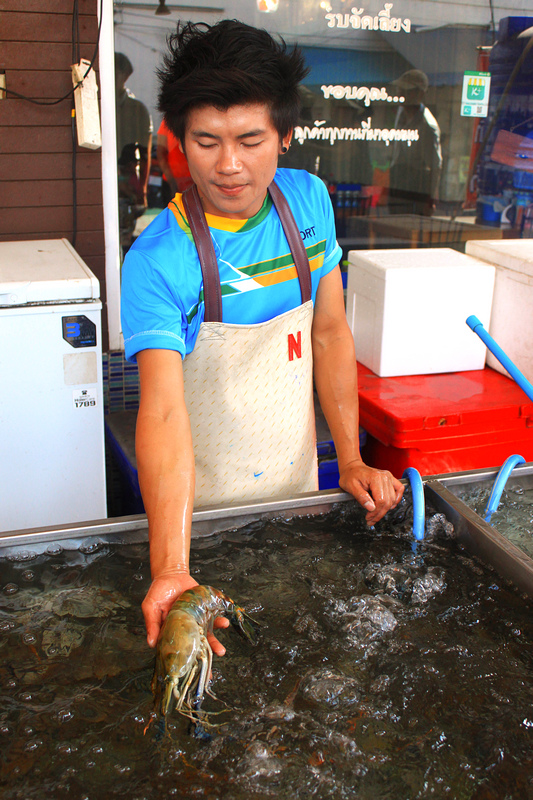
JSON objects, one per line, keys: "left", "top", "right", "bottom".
{"left": 342, "top": 465, "right": 405, "bottom": 526}
{"left": 208, "top": 631, "right": 226, "bottom": 657}
{"left": 146, "top": 623, "right": 160, "bottom": 649}
{"left": 349, "top": 486, "right": 375, "bottom": 512}
{"left": 210, "top": 616, "right": 229, "bottom": 656}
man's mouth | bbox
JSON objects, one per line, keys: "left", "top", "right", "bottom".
{"left": 215, "top": 184, "right": 247, "bottom": 196}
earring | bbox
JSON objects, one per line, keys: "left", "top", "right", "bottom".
{"left": 281, "top": 146, "right": 288, "bottom": 154}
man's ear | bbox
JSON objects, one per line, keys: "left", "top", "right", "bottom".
{"left": 279, "top": 130, "right": 293, "bottom": 154}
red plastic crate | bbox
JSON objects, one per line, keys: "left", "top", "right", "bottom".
{"left": 357, "top": 364, "right": 533, "bottom": 477}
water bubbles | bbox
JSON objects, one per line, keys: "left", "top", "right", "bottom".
{"left": 21, "top": 570, "right": 35, "bottom": 582}
{"left": 364, "top": 562, "right": 411, "bottom": 598}
{"left": 410, "top": 570, "right": 446, "bottom": 604}
{"left": 302, "top": 668, "right": 361, "bottom": 706}
{"left": 22, "top": 632, "right": 37, "bottom": 645}
{"left": 132, "top": 573, "right": 144, "bottom": 582}
{"left": 6, "top": 550, "right": 37, "bottom": 563}
{"left": 56, "top": 709, "right": 74, "bottom": 723}
{"left": 79, "top": 539, "right": 103, "bottom": 555}
{"left": 329, "top": 594, "right": 399, "bottom": 648}
{"left": 243, "top": 741, "right": 282, "bottom": 779}
{"left": 0, "top": 620, "right": 15, "bottom": 633}
{"left": 426, "top": 513, "right": 455, "bottom": 539}
{"left": 46, "top": 543, "right": 63, "bottom": 556}
{"left": 24, "top": 739, "right": 43, "bottom": 752}
{"left": 57, "top": 743, "right": 78, "bottom": 755}
{"left": 3, "top": 583, "right": 19, "bottom": 595}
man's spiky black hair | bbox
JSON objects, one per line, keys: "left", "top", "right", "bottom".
{"left": 157, "top": 20, "right": 309, "bottom": 143}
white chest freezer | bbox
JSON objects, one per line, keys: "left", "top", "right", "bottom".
{"left": 0, "top": 239, "right": 107, "bottom": 532}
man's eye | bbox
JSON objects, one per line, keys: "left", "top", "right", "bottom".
{"left": 243, "top": 141, "right": 262, "bottom": 148}
{"left": 197, "top": 141, "right": 216, "bottom": 149}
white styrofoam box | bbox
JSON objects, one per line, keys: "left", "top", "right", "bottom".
{"left": 346, "top": 247, "right": 495, "bottom": 377}
{"left": 465, "top": 239, "right": 533, "bottom": 384}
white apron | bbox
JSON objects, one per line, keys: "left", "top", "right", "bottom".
{"left": 181, "top": 182, "right": 318, "bottom": 507}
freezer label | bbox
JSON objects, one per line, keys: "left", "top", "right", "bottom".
{"left": 62, "top": 315, "right": 97, "bottom": 348}
{"left": 73, "top": 389, "right": 97, "bottom": 409}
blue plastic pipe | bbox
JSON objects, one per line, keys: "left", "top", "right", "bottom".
{"left": 466, "top": 315, "right": 533, "bottom": 402}
{"left": 484, "top": 453, "right": 526, "bottom": 522}
{"left": 402, "top": 467, "right": 425, "bottom": 541}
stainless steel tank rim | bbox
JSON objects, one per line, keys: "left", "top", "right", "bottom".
{"left": 0, "top": 489, "right": 354, "bottom": 549}
{"left": 425, "top": 478, "right": 533, "bottom": 598}
{"left": 423, "top": 462, "right": 533, "bottom": 487}
{"left": 1, "top": 467, "right": 533, "bottom": 602}
{"left": 4, "top": 464, "right": 531, "bottom": 548}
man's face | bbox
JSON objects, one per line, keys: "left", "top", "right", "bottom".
{"left": 180, "top": 103, "right": 291, "bottom": 219}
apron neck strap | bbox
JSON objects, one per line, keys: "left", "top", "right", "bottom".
{"left": 268, "top": 181, "right": 312, "bottom": 308}
{"left": 182, "top": 183, "right": 223, "bottom": 324}
{"left": 182, "top": 180, "right": 312, "bottom": 323}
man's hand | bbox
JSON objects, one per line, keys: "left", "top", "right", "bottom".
{"left": 142, "top": 571, "right": 229, "bottom": 653}
{"left": 339, "top": 459, "right": 404, "bottom": 526}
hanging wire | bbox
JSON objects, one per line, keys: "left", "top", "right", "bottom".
{"left": 488, "top": 0, "right": 496, "bottom": 45}
{"left": 71, "top": 0, "right": 80, "bottom": 249}
{"left": 5, "top": 0, "right": 105, "bottom": 246}
{"left": 5, "top": 0, "right": 104, "bottom": 106}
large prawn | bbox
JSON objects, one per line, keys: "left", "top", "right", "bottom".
{"left": 149, "top": 585, "right": 259, "bottom": 732}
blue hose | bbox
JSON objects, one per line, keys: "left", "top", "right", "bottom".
{"left": 484, "top": 454, "right": 526, "bottom": 522}
{"left": 466, "top": 315, "right": 533, "bottom": 402}
{"left": 402, "top": 467, "right": 425, "bottom": 541}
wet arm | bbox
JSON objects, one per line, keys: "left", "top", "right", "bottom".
{"left": 311, "top": 266, "right": 404, "bottom": 523}
{"left": 136, "top": 349, "right": 194, "bottom": 576}
{"left": 136, "top": 349, "right": 228, "bottom": 652}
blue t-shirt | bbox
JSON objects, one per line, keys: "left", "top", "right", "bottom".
{"left": 121, "top": 168, "right": 342, "bottom": 361}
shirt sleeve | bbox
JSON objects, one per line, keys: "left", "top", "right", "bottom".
{"left": 314, "top": 174, "right": 342, "bottom": 276}
{"left": 121, "top": 248, "right": 187, "bottom": 362}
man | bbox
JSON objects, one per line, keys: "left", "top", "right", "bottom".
{"left": 388, "top": 69, "right": 442, "bottom": 216}
{"left": 121, "top": 21, "right": 404, "bottom": 654}
{"left": 156, "top": 118, "right": 193, "bottom": 205}
{"left": 115, "top": 52, "right": 153, "bottom": 208}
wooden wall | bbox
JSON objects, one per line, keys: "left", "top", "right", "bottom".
{"left": 0, "top": 0, "right": 108, "bottom": 347}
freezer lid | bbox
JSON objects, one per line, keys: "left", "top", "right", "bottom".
{"left": 0, "top": 239, "right": 100, "bottom": 305}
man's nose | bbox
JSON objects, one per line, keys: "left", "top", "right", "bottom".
{"left": 217, "top": 145, "right": 242, "bottom": 173}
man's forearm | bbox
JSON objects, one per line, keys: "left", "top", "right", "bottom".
{"left": 136, "top": 407, "right": 195, "bottom": 579}
{"left": 313, "top": 323, "right": 362, "bottom": 470}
